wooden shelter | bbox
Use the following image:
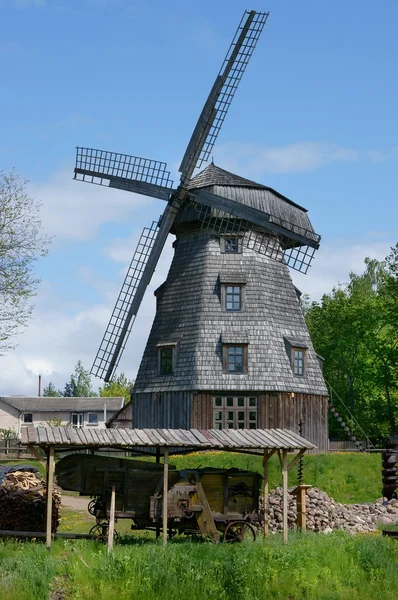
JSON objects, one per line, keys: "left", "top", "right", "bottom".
{"left": 21, "top": 425, "right": 315, "bottom": 548}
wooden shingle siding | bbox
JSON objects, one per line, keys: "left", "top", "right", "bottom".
{"left": 125, "top": 166, "right": 328, "bottom": 450}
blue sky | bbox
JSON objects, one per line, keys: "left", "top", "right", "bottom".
{"left": 1, "top": 0, "right": 397, "bottom": 395}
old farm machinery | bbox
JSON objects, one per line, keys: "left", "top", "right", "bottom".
{"left": 55, "top": 454, "right": 262, "bottom": 543}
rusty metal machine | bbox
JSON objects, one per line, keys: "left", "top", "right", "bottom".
{"left": 55, "top": 454, "right": 262, "bottom": 543}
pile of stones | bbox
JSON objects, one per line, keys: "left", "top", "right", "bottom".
{"left": 265, "top": 487, "right": 398, "bottom": 534}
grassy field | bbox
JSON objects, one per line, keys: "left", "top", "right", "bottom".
{"left": 0, "top": 533, "right": 397, "bottom": 600}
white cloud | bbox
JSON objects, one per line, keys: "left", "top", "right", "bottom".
{"left": 213, "top": 142, "right": 359, "bottom": 176}
{"left": 292, "top": 238, "right": 395, "bottom": 301}
{"left": 29, "top": 170, "right": 157, "bottom": 241}
{"left": 0, "top": 239, "right": 175, "bottom": 396}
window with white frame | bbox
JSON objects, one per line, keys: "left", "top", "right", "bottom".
{"left": 71, "top": 413, "right": 83, "bottom": 428}
{"left": 213, "top": 396, "right": 257, "bottom": 429}
{"left": 87, "top": 413, "right": 98, "bottom": 426}
{"left": 23, "top": 413, "right": 33, "bottom": 424}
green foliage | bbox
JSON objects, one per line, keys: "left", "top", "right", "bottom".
{"left": 99, "top": 372, "right": 133, "bottom": 401}
{"left": 46, "top": 417, "right": 62, "bottom": 427}
{"left": 0, "top": 428, "right": 18, "bottom": 441}
{"left": 0, "top": 169, "right": 51, "bottom": 354}
{"left": 42, "top": 381, "right": 61, "bottom": 397}
{"left": 0, "top": 534, "right": 397, "bottom": 600}
{"left": 62, "top": 360, "right": 97, "bottom": 397}
{"left": 305, "top": 244, "right": 398, "bottom": 444}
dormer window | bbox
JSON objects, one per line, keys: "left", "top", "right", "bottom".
{"left": 226, "top": 286, "right": 242, "bottom": 311}
{"left": 157, "top": 340, "right": 179, "bottom": 375}
{"left": 221, "top": 236, "right": 241, "bottom": 253}
{"left": 160, "top": 347, "right": 173, "bottom": 374}
{"left": 284, "top": 337, "right": 308, "bottom": 377}
{"left": 292, "top": 348, "right": 305, "bottom": 376}
{"left": 219, "top": 272, "right": 246, "bottom": 312}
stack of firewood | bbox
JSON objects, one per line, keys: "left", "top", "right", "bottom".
{"left": 0, "top": 470, "right": 61, "bottom": 532}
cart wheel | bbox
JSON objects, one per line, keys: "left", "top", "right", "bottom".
{"left": 88, "top": 499, "right": 98, "bottom": 516}
{"left": 223, "top": 521, "right": 256, "bottom": 543}
{"left": 89, "top": 524, "right": 119, "bottom": 543}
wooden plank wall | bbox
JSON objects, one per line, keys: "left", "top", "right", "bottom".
{"left": 132, "top": 392, "right": 192, "bottom": 429}
{"left": 259, "top": 393, "right": 329, "bottom": 453}
{"left": 191, "top": 393, "right": 213, "bottom": 429}
{"left": 192, "top": 392, "right": 329, "bottom": 453}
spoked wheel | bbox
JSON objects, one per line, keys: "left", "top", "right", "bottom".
{"left": 223, "top": 521, "right": 256, "bottom": 543}
{"left": 89, "top": 524, "right": 119, "bottom": 543}
{"left": 88, "top": 499, "right": 98, "bottom": 516}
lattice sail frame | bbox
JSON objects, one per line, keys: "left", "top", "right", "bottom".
{"left": 75, "top": 147, "right": 173, "bottom": 188}
{"left": 197, "top": 11, "right": 269, "bottom": 169}
{"left": 91, "top": 221, "right": 159, "bottom": 379}
{"left": 194, "top": 203, "right": 317, "bottom": 274}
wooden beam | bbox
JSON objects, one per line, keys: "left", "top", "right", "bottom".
{"left": 282, "top": 449, "right": 288, "bottom": 545}
{"left": 28, "top": 445, "right": 46, "bottom": 468}
{"left": 108, "top": 486, "right": 116, "bottom": 554}
{"left": 45, "top": 446, "right": 55, "bottom": 550}
{"left": 263, "top": 450, "right": 269, "bottom": 537}
{"left": 191, "top": 480, "right": 219, "bottom": 544}
{"left": 162, "top": 447, "right": 169, "bottom": 546}
{"left": 287, "top": 449, "right": 306, "bottom": 473}
{"left": 193, "top": 188, "right": 320, "bottom": 249}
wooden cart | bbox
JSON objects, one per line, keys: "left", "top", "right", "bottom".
{"left": 55, "top": 454, "right": 262, "bottom": 543}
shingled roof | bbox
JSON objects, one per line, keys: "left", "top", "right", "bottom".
{"left": 187, "top": 163, "right": 307, "bottom": 211}
{"left": 174, "top": 163, "right": 314, "bottom": 237}
{"left": 0, "top": 396, "right": 125, "bottom": 413}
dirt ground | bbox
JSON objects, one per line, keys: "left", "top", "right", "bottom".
{"left": 61, "top": 494, "right": 91, "bottom": 512}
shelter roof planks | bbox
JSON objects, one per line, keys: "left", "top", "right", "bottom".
{"left": 21, "top": 426, "right": 315, "bottom": 453}
{"left": 20, "top": 426, "right": 315, "bottom": 548}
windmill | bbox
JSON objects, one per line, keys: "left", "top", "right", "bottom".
{"left": 74, "top": 10, "right": 329, "bottom": 450}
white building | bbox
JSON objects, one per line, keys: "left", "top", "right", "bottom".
{"left": 0, "top": 396, "right": 125, "bottom": 437}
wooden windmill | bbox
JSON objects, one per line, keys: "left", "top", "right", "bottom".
{"left": 74, "top": 10, "right": 329, "bottom": 450}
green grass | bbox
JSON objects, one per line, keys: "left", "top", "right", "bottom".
{"left": 168, "top": 451, "right": 383, "bottom": 503}
{"left": 0, "top": 450, "right": 383, "bottom": 503}
{"left": 0, "top": 533, "right": 397, "bottom": 600}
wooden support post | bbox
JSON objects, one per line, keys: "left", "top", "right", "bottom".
{"left": 108, "top": 485, "right": 116, "bottom": 554}
{"left": 162, "top": 447, "right": 169, "bottom": 546}
{"left": 282, "top": 449, "right": 288, "bottom": 545}
{"left": 291, "top": 485, "right": 312, "bottom": 531}
{"left": 45, "top": 446, "right": 55, "bottom": 550}
{"left": 263, "top": 450, "right": 269, "bottom": 537}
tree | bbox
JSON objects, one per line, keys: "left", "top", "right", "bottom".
{"left": 42, "top": 381, "right": 61, "bottom": 397}
{"left": 99, "top": 372, "right": 133, "bottom": 401}
{"left": 0, "top": 169, "right": 51, "bottom": 353}
{"left": 305, "top": 246, "right": 398, "bottom": 444}
{"left": 62, "top": 360, "right": 97, "bottom": 397}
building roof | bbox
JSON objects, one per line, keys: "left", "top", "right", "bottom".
{"left": 0, "top": 396, "right": 124, "bottom": 413}
{"left": 21, "top": 426, "right": 315, "bottom": 452}
{"left": 176, "top": 163, "right": 316, "bottom": 239}
{"left": 188, "top": 163, "right": 305, "bottom": 211}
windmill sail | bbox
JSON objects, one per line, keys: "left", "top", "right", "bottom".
{"left": 179, "top": 10, "right": 269, "bottom": 183}
{"left": 91, "top": 198, "right": 182, "bottom": 381}
{"left": 74, "top": 147, "right": 175, "bottom": 201}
